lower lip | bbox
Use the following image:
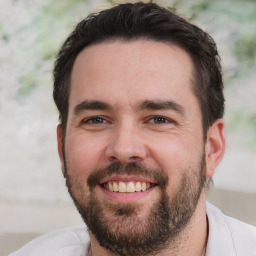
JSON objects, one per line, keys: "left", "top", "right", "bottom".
{"left": 98, "top": 185, "right": 157, "bottom": 203}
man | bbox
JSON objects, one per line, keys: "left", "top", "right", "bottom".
{"left": 10, "top": 2, "right": 256, "bottom": 256}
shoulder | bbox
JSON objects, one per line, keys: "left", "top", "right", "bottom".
{"left": 206, "top": 202, "right": 256, "bottom": 256}
{"left": 9, "top": 224, "right": 90, "bottom": 256}
{"left": 224, "top": 214, "right": 256, "bottom": 254}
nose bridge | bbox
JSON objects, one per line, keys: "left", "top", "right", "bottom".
{"left": 106, "top": 120, "right": 147, "bottom": 163}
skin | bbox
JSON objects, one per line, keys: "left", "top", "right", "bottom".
{"left": 57, "top": 40, "right": 225, "bottom": 256}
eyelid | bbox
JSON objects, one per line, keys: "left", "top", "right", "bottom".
{"left": 81, "top": 115, "right": 111, "bottom": 124}
{"left": 146, "top": 115, "right": 177, "bottom": 124}
{"left": 80, "top": 115, "right": 177, "bottom": 126}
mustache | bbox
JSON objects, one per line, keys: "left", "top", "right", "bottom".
{"left": 87, "top": 162, "right": 168, "bottom": 191}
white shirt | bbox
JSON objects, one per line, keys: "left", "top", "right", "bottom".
{"left": 9, "top": 202, "right": 256, "bottom": 256}
{"left": 205, "top": 203, "right": 256, "bottom": 255}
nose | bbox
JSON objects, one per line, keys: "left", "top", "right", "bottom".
{"left": 105, "top": 124, "right": 147, "bottom": 164}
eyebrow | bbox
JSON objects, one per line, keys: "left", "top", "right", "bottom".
{"left": 74, "top": 100, "right": 112, "bottom": 115}
{"left": 139, "top": 100, "right": 185, "bottom": 115}
{"left": 73, "top": 99, "right": 185, "bottom": 116}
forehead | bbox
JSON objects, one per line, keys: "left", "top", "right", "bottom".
{"left": 69, "top": 39, "right": 198, "bottom": 113}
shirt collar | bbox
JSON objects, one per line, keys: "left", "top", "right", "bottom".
{"left": 205, "top": 202, "right": 236, "bottom": 256}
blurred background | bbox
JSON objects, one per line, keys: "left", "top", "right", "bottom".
{"left": 0, "top": 0, "right": 255, "bottom": 254}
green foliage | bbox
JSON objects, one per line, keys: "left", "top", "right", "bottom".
{"left": 0, "top": 0, "right": 255, "bottom": 147}
{"left": 226, "top": 108, "right": 256, "bottom": 147}
{"left": 234, "top": 35, "right": 256, "bottom": 66}
{"left": 19, "top": 71, "right": 37, "bottom": 96}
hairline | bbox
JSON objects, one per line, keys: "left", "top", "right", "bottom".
{"left": 61, "top": 37, "right": 208, "bottom": 141}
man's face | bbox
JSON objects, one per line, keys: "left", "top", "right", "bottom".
{"left": 59, "top": 40, "right": 207, "bottom": 255}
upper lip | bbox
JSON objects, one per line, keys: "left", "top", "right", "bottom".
{"left": 99, "top": 175, "right": 158, "bottom": 185}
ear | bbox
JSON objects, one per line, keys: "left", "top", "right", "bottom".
{"left": 57, "top": 124, "right": 65, "bottom": 174}
{"left": 205, "top": 119, "right": 225, "bottom": 179}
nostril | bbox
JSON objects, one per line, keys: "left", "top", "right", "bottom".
{"left": 129, "top": 156, "right": 141, "bottom": 160}
{"left": 126, "top": 156, "right": 144, "bottom": 164}
{"left": 108, "top": 156, "right": 119, "bottom": 162}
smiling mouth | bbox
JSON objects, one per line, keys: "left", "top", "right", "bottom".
{"left": 101, "top": 181, "right": 157, "bottom": 193}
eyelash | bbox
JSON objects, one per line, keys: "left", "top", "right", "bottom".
{"left": 82, "top": 116, "right": 109, "bottom": 124}
{"left": 81, "top": 115, "right": 175, "bottom": 126}
{"left": 147, "top": 115, "right": 173, "bottom": 124}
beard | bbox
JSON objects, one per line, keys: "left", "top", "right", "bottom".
{"left": 64, "top": 157, "right": 206, "bottom": 256}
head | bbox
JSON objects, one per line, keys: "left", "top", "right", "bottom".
{"left": 54, "top": 2, "right": 225, "bottom": 256}
{"left": 53, "top": 2, "right": 224, "bottom": 141}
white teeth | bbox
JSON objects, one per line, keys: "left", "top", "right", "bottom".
{"left": 104, "top": 181, "right": 153, "bottom": 193}
{"left": 119, "top": 182, "right": 126, "bottom": 192}
{"left": 127, "top": 182, "right": 135, "bottom": 193}
{"left": 135, "top": 182, "right": 142, "bottom": 192}
{"left": 141, "top": 182, "right": 146, "bottom": 191}
{"left": 113, "top": 182, "right": 118, "bottom": 192}
{"left": 109, "top": 183, "right": 114, "bottom": 192}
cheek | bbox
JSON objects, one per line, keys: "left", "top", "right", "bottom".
{"left": 147, "top": 135, "right": 202, "bottom": 184}
{"left": 65, "top": 135, "right": 106, "bottom": 177}
{"left": 148, "top": 136, "right": 189, "bottom": 168}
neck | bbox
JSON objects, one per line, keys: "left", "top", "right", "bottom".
{"left": 89, "top": 192, "right": 208, "bottom": 256}
{"left": 161, "top": 192, "right": 208, "bottom": 256}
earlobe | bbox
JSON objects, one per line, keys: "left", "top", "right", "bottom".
{"left": 57, "top": 124, "right": 65, "bottom": 174}
{"left": 205, "top": 119, "right": 225, "bottom": 179}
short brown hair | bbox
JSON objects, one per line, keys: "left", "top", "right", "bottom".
{"left": 53, "top": 2, "right": 224, "bottom": 139}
